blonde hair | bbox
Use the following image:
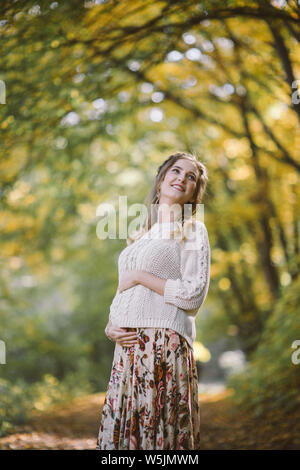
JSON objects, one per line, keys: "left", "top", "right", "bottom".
{"left": 126, "top": 151, "right": 208, "bottom": 246}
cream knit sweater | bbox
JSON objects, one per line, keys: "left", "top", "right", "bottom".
{"left": 108, "top": 219, "right": 211, "bottom": 350}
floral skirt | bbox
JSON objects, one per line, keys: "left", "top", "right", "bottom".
{"left": 96, "top": 327, "right": 200, "bottom": 450}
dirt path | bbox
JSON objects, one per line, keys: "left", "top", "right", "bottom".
{"left": 0, "top": 389, "right": 299, "bottom": 450}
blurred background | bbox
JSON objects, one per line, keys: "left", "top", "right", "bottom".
{"left": 0, "top": 0, "right": 299, "bottom": 447}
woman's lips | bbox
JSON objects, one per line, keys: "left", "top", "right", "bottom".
{"left": 172, "top": 184, "right": 184, "bottom": 192}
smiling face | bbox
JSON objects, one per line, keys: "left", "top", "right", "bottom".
{"left": 158, "top": 158, "right": 199, "bottom": 210}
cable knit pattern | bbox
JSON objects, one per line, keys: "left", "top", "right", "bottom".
{"left": 108, "top": 220, "right": 211, "bottom": 350}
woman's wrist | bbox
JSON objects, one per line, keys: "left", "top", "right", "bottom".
{"left": 134, "top": 270, "right": 142, "bottom": 285}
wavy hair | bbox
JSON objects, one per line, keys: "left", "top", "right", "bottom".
{"left": 126, "top": 151, "right": 208, "bottom": 246}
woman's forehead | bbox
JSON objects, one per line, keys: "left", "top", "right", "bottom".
{"left": 171, "top": 159, "right": 198, "bottom": 173}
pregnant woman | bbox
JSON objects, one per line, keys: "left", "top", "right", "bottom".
{"left": 96, "top": 151, "right": 211, "bottom": 450}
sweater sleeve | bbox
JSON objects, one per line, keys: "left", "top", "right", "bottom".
{"left": 163, "top": 221, "right": 210, "bottom": 314}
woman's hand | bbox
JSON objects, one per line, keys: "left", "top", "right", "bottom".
{"left": 118, "top": 270, "right": 140, "bottom": 294}
{"left": 105, "top": 321, "right": 138, "bottom": 348}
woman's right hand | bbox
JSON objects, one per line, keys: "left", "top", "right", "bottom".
{"left": 105, "top": 321, "right": 138, "bottom": 348}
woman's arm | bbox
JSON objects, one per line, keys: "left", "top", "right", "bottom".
{"left": 163, "top": 221, "right": 210, "bottom": 313}
{"left": 118, "top": 270, "right": 166, "bottom": 296}
{"left": 137, "top": 271, "right": 167, "bottom": 296}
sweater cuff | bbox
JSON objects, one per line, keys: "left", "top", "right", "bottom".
{"left": 163, "top": 278, "right": 179, "bottom": 305}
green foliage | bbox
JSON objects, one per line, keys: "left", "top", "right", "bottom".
{"left": 0, "top": 246, "right": 117, "bottom": 387}
{"left": 227, "top": 277, "right": 300, "bottom": 416}
{"left": 0, "top": 372, "right": 93, "bottom": 437}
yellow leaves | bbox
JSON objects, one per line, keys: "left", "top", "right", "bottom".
{"left": 114, "top": 168, "right": 143, "bottom": 186}
{"left": 251, "top": 119, "right": 264, "bottom": 134}
{"left": 77, "top": 203, "right": 96, "bottom": 222}
{"left": 240, "top": 243, "right": 256, "bottom": 264}
{"left": 271, "top": 246, "right": 284, "bottom": 265}
{"left": 39, "top": 50, "right": 55, "bottom": 65}
{"left": 224, "top": 138, "right": 251, "bottom": 159}
{"left": 151, "top": 62, "right": 182, "bottom": 78}
{"left": 44, "top": 374, "right": 59, "bottom": 386}
{"left": 55, "top": 208, "right": 65, "bottom": 220}
{"left": 25, "top": 323, "right": 37, "bottom": 338}
{"left": 26, "top": 253, "right": 50, "bottom": 278}
{"left": 64, "top": 175, "right": 77, "bottom": 186}
{"left": 33, "top": 399, "right": 49, "bottom": 411}
{"left": 211, "top": 249, "right": 224, "bottom": 262}
{"left": 33, "top": 42, "right": 43, "bottom": 51}
{"left": 50, "top": 247, "right": 64, "bottom": 262}
{"left": 28, "top": 252, "right": 44, "bottom": 266}
{"left": 84, "top": 0, "right": 161, "bottom": 36}
{"left": 1, "top": 116, "right": 15, "bottom": 130}
{"left": 37, "top": 203, "right": 51, "bottom": 222}
{"left": 219, "top": 277, "right": 231, "bottom": 291}
{"left": 51, "top": 40, "right": 60, "bottom": 48}
{"left": 3, "top": 218, "right": 22, "bottom": 233}
{"left": 5, "top": 51, "right": 24, "bottom": 67}
{"left": 9, "top": 256, "right": 23, "bottom": 270}
{"left": 1, "top": 241, "right": 20, "bottom": 257}
{"left": 280, "top": 272, "right": 292, "bottom": 287}
{"left": 0, "top": 211, "right": 34, "bottom": 232}
{"left": 0, "top": 146, "right": 27, "bottom": 182}
{"left": 11, "top": 192, "right": 35, "bottom": 207}
{"left": 213, "top": 247, "right": 249, "bottom": 265}
{"left": 286, "top": 173, "right": 298, "bottom": 185}
{"left": 53, "top": 161, "right": 69, "bottom": 172}
{"left": 70, "top": 89, "right": 79, "bottom": 98}
{"left": 8, "top": 181, "right": 30, "bottom": 203}
{"left": 209, "top": 263, "right": 219, "bottom": 278}
{"left": 255, "top": 286, "right": 272, "bottom": 309}
{"left": 193, "top": 341, "right": 211, "bottom": 362}
{"left": 229, "top": 166, "right": 252, "bottom": 181}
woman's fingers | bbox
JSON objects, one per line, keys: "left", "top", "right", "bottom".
{"left": 110, "top": 326, "right": 134, "bottom": 333}
{"left": 119, "top": 338, "right": 138, "bottom": 344}
{"left": 111, "top": 335, "right": 138, "bottom": 344}
{"left": 108, "top": 326, "right": 138, "bottom": 345}
{"left": 115, "top": 328, "right": 137, "bottom": 336}
{"left": 111, "top": 333, "right": 137, "bottom": 340}
{"left": 120, "top": 342, "right": 138, "bottom": 348}
{"left": 116, "top": 338, "right": 137, "bottom": 345}
{"left": 111, "top": 331, "right": 137, "bottom": 340}
{"left": 122, "top": 333, "right": 138, "bottom": 340}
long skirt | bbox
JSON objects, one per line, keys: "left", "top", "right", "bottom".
{"left": 96, "top": 327, "right": 200, "bottom": 450}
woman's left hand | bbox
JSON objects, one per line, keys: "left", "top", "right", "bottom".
{"left": 118, "top": 270, "right": 140, "bottom": 293}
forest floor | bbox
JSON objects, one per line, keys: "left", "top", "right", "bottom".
{"left": 0, "top": 388, "right": 299, "bottom": 450}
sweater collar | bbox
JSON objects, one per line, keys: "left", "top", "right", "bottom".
{"left": 148, "top": 218, "right": 183, "bottom": 239}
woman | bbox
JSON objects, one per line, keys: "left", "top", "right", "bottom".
{"left": 96, "top": 151, "right": 210, "bottom": 450}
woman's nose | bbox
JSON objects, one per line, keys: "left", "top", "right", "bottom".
{"left": 177, "top": 175, "right": 185, "bottom": 183}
